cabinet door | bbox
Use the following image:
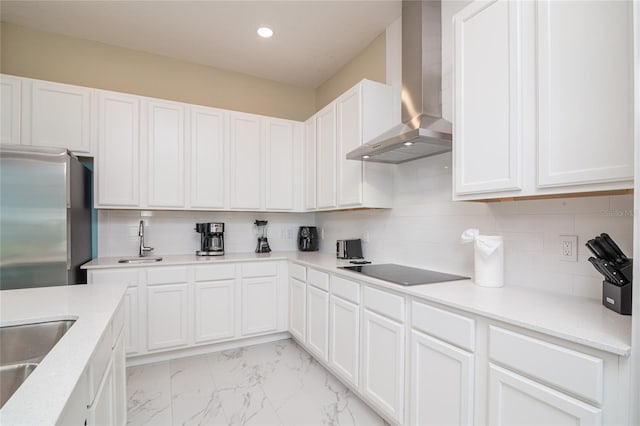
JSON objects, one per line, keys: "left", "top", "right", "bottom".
{"left": 112, "top": 330, "right": 127, "bottom": 426}
{"left": 306, "top": 285, "right": 329, "bottom": 361}
{"left": 537, "top": 0, "right": 633, "bottom": 187}
{"left": 146, "top": 100, "right": 185, "bottom": 208}
{"left": 87, "top": 358, "right": 115, "bottom": 426}
{"left": 27, "top": 80, "right": 92, "bottom": 153}
{"left": 316, "top": 103, "right": 337, "bottom": 209}
{"left": 289, "top": 277, "right": 306, "bottom": 342}
{"left": 410, "top": 330, "right": 474, "bottom": 426}
{"left": 123, "top": 287, "right": 140, "bottom": 355}
{"left": 194, "top": 280, "right": 235, "bottom": 343}
{"left": 453, "top": 0, "right": 523, "bottom": 195}
{"left": 96, "top": 91, "right": 140, "bottom": 207}
{"left": 303, "top": 116, "right": 317, "bottom": 210}
{"left": 0, "top": 75, "right": 21, "bottom": 145}
{"left": 241, "top": 276, "right": 277, "bottom": 335}
{"left": 229, "top": 112, "right": 262, "bottom": 209}
{"left": 146, "top": 283, "right": 189, "bottom": 351}
{"left": 336, "top": 86, "right": 363, "bottom": 207}
{"left": 190, "top": 106, "right": 226, "bottom": 209}
{"left": 329, "top": 295, "right": 359, "bottom": 387}
{"left": 362, "top": 309, "right": 405, "bottom": 424}
{"left": 264, "top": 118, "right": 295, "bottom": 210}
{"left": 488, "top": 364, "right": 602, "bottom": 425}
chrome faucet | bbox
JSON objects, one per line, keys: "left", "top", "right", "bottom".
{"left": 138, "top": 220, "right": 154, "bottom": 257}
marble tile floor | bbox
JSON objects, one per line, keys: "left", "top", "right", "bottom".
{"left": 126, "top": 338, "right": 387, "bottom": 426}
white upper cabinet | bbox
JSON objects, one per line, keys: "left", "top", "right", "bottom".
{"left": 146, "top": 99, "right": 186, "bottom": 208}
{"left": 24, "top": 80, "right": 93, "bottom": 154}
{"left": 0, "top": 75, "right": 21, "bottom": 145}
{"left": 336, "top": 79, "right": 394, "bottom": 209}
{"left": 453, "top": 0, "right": 523, "bottom": 195}
{"left": 228, "top": 112, "right": 262, "bottom": 210}
{"left": 303, "top": 116, "right": 317, "bottom": 210}
{"left": 264, "top": 118, "right": 300, "bottom": 210}
{"left": 316, "top": 102, "right": 338, "bottom": 209}
{"left": 190, "top": 106, "right": 226, "bottom": 209}
{"left": 453, "top": 0, "right": 634, "bottom": 200}
{"left": 96, "top": 91, "right": 140, "bottom": 207}
{"left": 536, "top": 0, "right": 633, "bottom": 188}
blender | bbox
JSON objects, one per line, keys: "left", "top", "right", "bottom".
{"left": 254, "top": 220, "right": 271, "bottom": 253}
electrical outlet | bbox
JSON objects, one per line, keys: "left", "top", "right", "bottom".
{"left": 321, "top": 228, "right": 325, "bottom": 240}
{"left": 287, "top": 228, "right": 295, "bottom": 240}
{"left": 363, "top": 231, "right": 370, "bottom": 243}
{"left": 560, "top": 235, "right": 578, "bottom": 262}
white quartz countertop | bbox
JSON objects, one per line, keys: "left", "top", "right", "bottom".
{"left": 0, "top": 283, "right": 127, "bottom": 425}
{"left": 82, "top": 251, "right": 632, "bottom": 356}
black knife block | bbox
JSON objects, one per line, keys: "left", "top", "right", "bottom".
{"left": 602, "top": 261, "right": 632, "bottom": 315}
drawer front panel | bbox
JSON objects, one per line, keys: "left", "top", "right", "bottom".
{"left": 489, "top": 326, "right": 604, "bottom": 404}
{"left": 307, "top": 268, "right": 330, "bottom": 291}
{"left": 194, "top": 264, "right": 236, "bottom": 282}
{"left": 289, "top": 262, "right": 307, "bottom": 282}
{"left": 411, "top": 301, "right": 475, "bottom": 351}
{"left": 111, "top": 299, "right": 125, "bottom": 348}
{"left": 331, "top": 275, "right": 360, "bottom": 304}
{"left": 241, "top": 262, "right": 278, "bottom": 278}
{"left": 364, "top": 286, "right": 404, "bottom": 322}
{"left": 147, "top": 267, "right": 188, "bottom": 285}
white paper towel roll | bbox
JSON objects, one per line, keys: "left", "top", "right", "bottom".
{"left": 461, "top": 229, "right": 505, "bottom": 287}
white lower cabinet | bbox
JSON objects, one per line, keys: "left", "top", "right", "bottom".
{"left": 112, "top": 330, "right": 127, "bottom": 426}
{"left": 194, "top": 280, "right": 235, "bottom": 343}
{"left": 146, "top": 283, "right": 189, "bottom": 350}
{"left": 306, "top": 284, "right": 329, "bottom": 361}
{"left": 241, "top": 276, "right": 278, "bottom": 336}
{"left": 362, "top": 309, "right": 405, "bottom": 424}
{"left": 87, "top": 357, "right": 115, "bottom": 426}
{"left": 410, "top": 330, "right": 474, "bottom": 426}
{"left": 329, "top": 295, "right": 359, "bottom": 387}
{"left": 288, "top": 277, "right": 306, "bottom": 342}
{"left": 488, "top": 364, "right": 602, "bottom": 425}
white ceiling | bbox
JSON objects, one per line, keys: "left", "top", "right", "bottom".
{"left": 0, "top": 0, "right": 401, "bottom": 88}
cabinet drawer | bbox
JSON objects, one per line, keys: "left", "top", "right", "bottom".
{"left": 147, "top": 267, "right": 188, "bottom": 285}
{"left": 411, "top": 301, "right": 475, "bottom": 352}
{"left": 111, "top": 299, "right": 125, "bottom": 349}
{"left": 241, "top": 262, "right": 278, "bottom": 278}
{"left": 90, "top": 269, "right": 139, "bottom": 286}
{"left": 289, "top": 262, "right": 306, "bottom": 282}
{"left": 364, "top": 286, "right": 404, "bottom": 322}
{"left": 489, "top": 326, "right": 604, "bottom": 404}
{"left": 194, "top": 264, "right": 236, "bottom": 282}
{"left": 331, "top": 275, "right": 360, "bottom": 304}
{"left": 307, "top": 268, "right": 330, "bottom": 291}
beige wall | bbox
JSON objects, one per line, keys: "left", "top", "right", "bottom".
{"left": 0, "top": 23, "right": 315, "bottom": 121}
{"left": 314, "top": 32, "right": 386, "bottom": 112}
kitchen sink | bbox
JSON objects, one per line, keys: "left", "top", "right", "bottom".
{"left": 0, "top": 319, "right": 75, "bottom": 408}
{"left": 117, "top": 256, "right": 163, "bottom": 264}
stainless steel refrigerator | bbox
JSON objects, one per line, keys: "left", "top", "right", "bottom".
{"left": 0, "top": 145, "right": 92, "bottom": 290}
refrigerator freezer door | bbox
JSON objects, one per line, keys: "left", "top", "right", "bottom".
{"left": 0, "top": 146, "right": 69, "bottom": 289}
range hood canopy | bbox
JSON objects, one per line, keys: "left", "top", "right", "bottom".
{"left": 347, "top": 0, "right": 452, "bottom": 164}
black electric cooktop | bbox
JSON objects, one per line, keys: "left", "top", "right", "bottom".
{"left": 339, "top": 264, "right": 469, "bottom": 286}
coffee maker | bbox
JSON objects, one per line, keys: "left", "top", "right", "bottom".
{"left": 195, "top": 222, "right": 224, "bottom": 256}
{"left": 297, "top": 226, "right": 319, "bottom": 251}
{"left": 254, "top": 220, "right": 271, "bottom": 253}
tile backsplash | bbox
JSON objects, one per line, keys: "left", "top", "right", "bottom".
{"left": 97, "top": 210, "right": 314, "bottom": 257}
{"left": 315, "top": 152, "right": 633, "bottom": 301}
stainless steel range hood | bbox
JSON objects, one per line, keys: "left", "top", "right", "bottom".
{"left": 347, "top": 0, "right": 451, "bottom": 164}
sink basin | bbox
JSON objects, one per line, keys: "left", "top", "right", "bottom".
{"left": 117, "top": 256, "right": 163, "bottom": 263}
{"left": 0, "top": 319, "right": 75, "bottom": 408}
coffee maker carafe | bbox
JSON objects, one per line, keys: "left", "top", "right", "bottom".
{"left": 254, "top": 220, "right": 271, "bottom": 253}
{"left": 195, "top": 222, "right": 224, "bottom": 256}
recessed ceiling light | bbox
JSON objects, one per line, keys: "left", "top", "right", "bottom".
{"left": 257, "top": 27, "right": 273, "bottom": 38}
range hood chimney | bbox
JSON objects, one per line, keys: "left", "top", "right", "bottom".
{"left": 347, "top": 0, "right": 452, "bottom": 164}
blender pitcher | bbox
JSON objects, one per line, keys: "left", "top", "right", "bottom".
{"left": 254, "top": 220, "right": 271, "bottom": 253}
